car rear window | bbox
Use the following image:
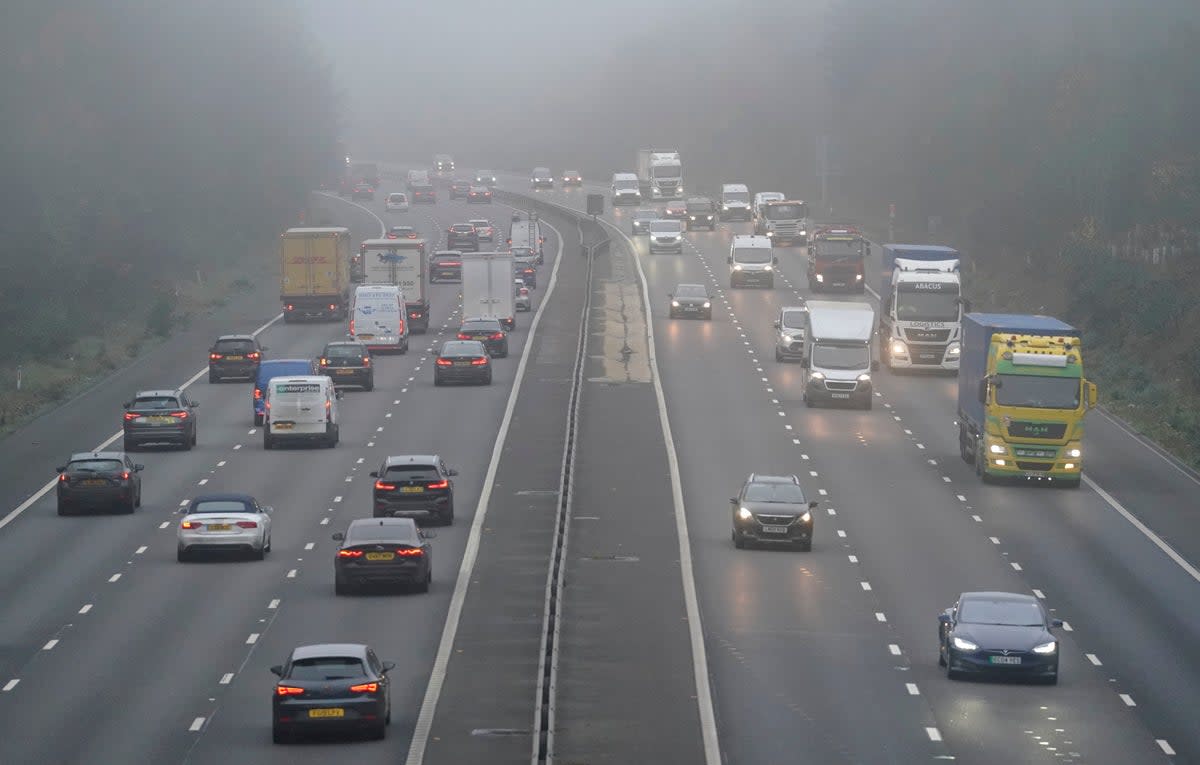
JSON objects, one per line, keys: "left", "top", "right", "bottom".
{"left": 215, "top": 339, "right": 256, "bottom": 352}
{"left": 289, "top": 657, "right": 365, "bottom": 681}
{"left": 325, "top": 345, "right": 366, "bottom": 359}
{"left": 469, "top": 221, "right": 489, "bottom": 227}
{"left": 348, "top": 523, "right": 420, "bottom": 544}
{"left": 134, "top": 396, "right": 181, "bottom": 409}
{"left": 451, "top": 225, "right": 475, "bottom": 232}
{"left": 68, "top": 459, "right": 124, "bottom": 472}
{"left": 744, "top": 483, "right": 805, "bottom": 503}
{"left": 190, "top": 500, "right": 253, "bottom": 514}
{"left": 384, "top": 465, "right": 440, "bottom": 480}
{"left": 388, "top": 194, "right": 405, "bottom": 201}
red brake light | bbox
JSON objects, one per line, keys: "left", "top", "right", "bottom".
{"left": 470, "top": 358, "right": 489, "bottom": 366}
{"left": 59, "top": 473, "right": 68, "bottom": 482}
{"left": 362, "top": 356, "right": 371, "bottom": 367}
{"left": 349, "top": 319, "right": 355, "bottom": 335}
{"left": 171, "top": 411, "right": 189, "bottom": 419}
{"left": 457, "top": 332, "right": 470, "bottom": 340}
{"left": 236, "top": 521, "right": 258, "bottom": 529}
{"left": 319, "top": 358, "right": 328, "bottom": 366}
{"left": 398, "top": 319, "right": 405, "bottom": 334}
{"left": 490, "top": 332, "right": 505, "bottom": 340}
{"left": 123, "top": 412, "right": 139, "bottom": 421}
{"left": 254, "top": 388, "right": 263, "bottom": 400}
{"left": 410, "top": 312, "right": 420, "bottom": 319}
{"left": 427, "top": 479, "right": 449, "bottom": 490}
{"left": 247, "top": 351, "right": 261, "bottom": 360}
{"left": 374, "top": 480, "right": 396, "bottom": 490}
{"left": 337, "top": 549, "right": 364, "bottom": 557}
{"left": 210, "top": 353, "right": 223, "bottom": 360}
{"left": 276, "top": 685, "right": 305, "bottom": 696}
{"left": 435, "top": 358, "right": 453, "bottom": 366}
{"left": 396, "top": 548, "right": 424, "bottom": 557}
{"left": 120, "top": 471, "right": 130, "bottom": 480}
{"left": 181, "top": 520, "right": 202, "bottom": 529}
{"left": 349, "top": 682, "right": 379, "bottom": 693}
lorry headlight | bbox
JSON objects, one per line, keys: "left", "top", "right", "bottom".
{"left": 1064, "top": 463, "right": 1076, "bottom": 470}
{"left": 733, "top": 264, "right": 743, "bottom": 271}
{"left": 722, "top": 204, "right": 730, "bottom": 210}
{"left": 989, "top": 444, "right": 1006, "bottom": 455}
{"left": 799, "top": 229, "right": 807, "bottom": 236}
{"left": 855, "top": 273, "right": 863, "bottom": 280}
{"left": 766, "top": 231, "right": 775, "bottom": 237}
{"left": 946, "top": 343, "right": 961, "bottom": 357}
{"left": 993, "top": 458, "right": 1007, "bottom": 466}
{"left": 702, "top": 301, "right": 711, "bottom": 308}
{"left": 737, "top": 507, "right": 753, "bottom": 520}
{"left": 890, "top": 341, "right": 907, "bottom": 356}
{"left": 671, "top": 300, "right": 680, "bottom": 307}
{"left": 815, "top": 274, "right": 824, "bottom": 282}
{"left": 857, "top": 373, "right": 871, "bottom": 383}
{"left": 809, "top": 372, "right": 825, "bottom": 381}
{"left": 764, "top": 265, "right": 773, "bottom": 271}
{"left": 1066, "top": 448, "right": 1081, "bottom": 458}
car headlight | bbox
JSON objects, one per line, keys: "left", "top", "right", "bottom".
{"left": 799, "top": 511, "right": 811, "bottom": 523}
{"left": 1066, "top": 448, "right": 1081, "bottom": 458}
{"left": 857, "top": 373, "right": 871, "bottom": 383}
{"left": 689, "top": 216, "right": 697, "bottom": 220}
{"left": 702, "top": 301, "right": 711, "bottom": 308}
{"left": 809, "top": 371, "right": 825, "bottom": 381}
{"left": 722, "top": 204, "right": 730, "bottom": 210}
{"left": 952, "top": 636, "right": 978, "bottom": 652}
{"left": 890, "top": 341, "right": 907, "bottom": 355}
{"left": 989, "top": 444, "right": 1006, "bottom": 455}
{"left": 737, "top": 507, "right": 753, "bottom": 520}
{"left": 1032, "top": 641, "right": 1057, "bottom": 654}
{"left": 766, "top": 231, "right": 775, "bottom": 237}
{"left": 671, "top": 300, "right": 680, "bottom": 307}
{"left": 764, "top": 265, "right": 773, "bottom": 271}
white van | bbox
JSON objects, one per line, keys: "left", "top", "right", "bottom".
{"left": 385, "top": 192, "right": 409, "bottom": 212}
{"left": 350, "top": 285, "right": 409, "bottom": 353}
{"left": 508, "top": 217, "right": 544, "bottom": 263}
{"left": 729, "top": 234, "right": 777, "bottom": 288}
{"left": 721, "top": 183, "right": 751, "bottom": 221}
{"left": 611, "top": 172, "right": 642, "bottom": 206}
{"left": 263, "top": 375, "right": 341, "bottom": 449}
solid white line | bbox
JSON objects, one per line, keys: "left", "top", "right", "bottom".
{"left": 286, "top": 569, "right": 297, "bottom": 579}
{"left": 1011, "top": 562, "right": 1023, "bottom": 571}
{"left": 1032, "top": 589, "right": 1045, "bottom": 599}
{"left": 876, "top": 612, "right": 888, "bottom": 622}
{"left": 2, "top": 679, "right": 18, "bottom": 692}
{"left": 1157, "top": 740, "right": 1176, "bottom": 755}
{"left": 159, "top": 521, "right": 170, "bottom": 529}
{"left": 42, "top": 639, "right": 58, "bottom": 651}
{"left": 79, "top": 604, "right": 92, "bottom": 614}
{"left": 926, "top": 727, "right": 942, "bottom": 742}
{"left": 861, "top": 581, "right": 872, "bottom": 591}
{"left": 304, "top": 542, "right": 314, "bottom": 550}
{"left": 189, "top": 717, "right": 205, "bottom": 732}
{"left": 1083, "top": 474, "right": 1200, "bottom": 584}
{"left": 220, "top": 673, "right": 234, "bottom": 685}
{"left": 135, "top": 546, "right": 147, "bottom": 555}
{"left": 1119, "top": 693, "right": 1136, "bottom": 707}
{"left": 848, "top": 555, "right": 858, "bottom": 563}
{"left": 1086, "top": 653, "right": 1102, "bottom": 666}
{"left": 405, "top": 212, "right": 572, "bottom": 765}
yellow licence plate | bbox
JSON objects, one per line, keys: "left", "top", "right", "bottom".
{"left": 207, "top": 524, "right": 232, "bottom": 531}
{"left": 335, "top": 369, "right": 355, "bottom": 375}
{"left": 357, "top": 333, "right": 375, "bottom": 339}
{"left": 366, "top": 552, "right": 395, "bottom": 561}
{"left": 399, "top": 486, "right": 424, "bottom": 494}
{"left": 273, "top": 422, "right": 294, "bottom": 430}
{"left": 308, "top": 708, "right": 345, "bottom": 718}
{"left": 225, "top": 355, "right": 244, "bottom": 361}
{"left": 83, "top": 479, "right": 108, "bottom": 486}
{"left": 149, "top": 416, "right": 175, "bottom": 424}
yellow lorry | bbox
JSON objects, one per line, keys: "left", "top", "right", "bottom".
{"left": 279, "top": 227, "right": 351, "bottom": 322}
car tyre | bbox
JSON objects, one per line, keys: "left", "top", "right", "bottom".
{"left": 434, "top": 375, "right": 443, "bottom": 387}
{"left": 938, "top": 644, "right": 947, "bottom": 667}
{"left": 251, "top": 544, "right": 265, "bottom": 561}
{"left": 335, "top": 579, "right": 350, "bottom": 596}
{"left": 369, "top": 721, "right": 387, "bottom": 740}
{"left": 732, "top": 530, "right": 745, "bottom": 549}
{"left": 415, "top": 570, "right": 430, "bottom": 594}
{"left": 135, "top": 487, "right": 142, "bottom": 508}
{"left": 263, "top": 432, "right": 273, "bottom": 450}
{"left": 177, "top": 547, "right": 189, "bottom": 563}
{"left": 123, "top": 437, "right": 136, "bottom": 452}
{"left": 483, "top": 371, "right": 492, "bottom": 385}
{"left": 1043, "top": 672, "right": 1059, "bottom": 686}
{"left": 272, "top": 726, "right": 289, "bottom": 745}
{"left": 208, "top": 370, "right": 219, "bottom": 383}
{"left": 796, "top": 539, "right": 812, "bottom": 552}
{"left": 57, "top": 502, "right": 72, "bottom": 517}
{"left": 363, "top": 376, "right": 374, "bottom": 392}
{"left": 775, "top": 348, "right": 784, "bottom": 362}
{"left": 123, "top": 496, "right": 136, "bottom": 514}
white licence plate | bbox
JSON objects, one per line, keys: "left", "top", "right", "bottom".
{"left": 830, "top": 392, "right": 851, "bottom": 399}
{"left": 990, "top": 655, "right": 1022, "bottom": 665}
{"left": 761, "top": 525, "right": 789, "bottom": 534}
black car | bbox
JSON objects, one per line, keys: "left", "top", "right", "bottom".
{"left": 370, "top": 454, "right": 458, "bottom": 525}
{"left": 386, "top": 225, "right": 418, "bottom": 240}
{"left": 429, "top": 251, "right": 463, "bottom": 283}
{"left": 631, "top": 209, "right": 658, "bottom": 235}
{"left": 939, "top": 592, "right": 1062, "bottom": 684}
{"left": 446, "top": 224, "right": 478, "bottom": 251}
{"left": 271, "top": 643, "right": 393, "bottom": 743}
{"left": 662, "top": 200, "right": 688, "bottom": 221}
{"left": 208, "top": 334, "right": 265, "bottom": 382}
{"left": 434, "top": 340, "right": 492, "bottom": 386}
{"left": 562, "top": 170, "right": 582, "bottom": 186}
{"left": 56, "top": 451, "right": 143, "bottom": 515}
{"left": 449, "top": 179, "right": 472, "bottom": 200}
{"left": 475, "top": 170, "right": 497, "bottom": 186}
{"left": 668, "top": 283, "right": 712, "bottom": 319}
{"left": 123, "top": 388, "right": 199, "bottom": 451}
{"left": 513, "top": 257, "right": 537, "bottom": 289}
{"left": 730, "top": 473, "right": 817, "bottom": 551}
{"left": 457, "top": 317, "right": 508, "bottom": 357}
{"left": 318, "top": 341, "right": 374, "bottom": 390}
{"left": 351, "top": 183, "right": 375, "bottom": 201}
{"left": 411, "top": 185, "right": 436, "bottom": 204}
{"left": 467, "top": 185, "right": 492, "bottom": 204}
{"left": 685, "top": 197, "right": 718, "bottom": 230}
{"left": 531, "top": 167, "right": 554, "bottom": 189}
{"left": 333, "top": 518, "right": 432, "bottom": 594}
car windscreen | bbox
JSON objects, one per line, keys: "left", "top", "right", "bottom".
{"left": 190, "top": 500, "right": 253, "bottom": 514}
{"left": 534, "top": 168, "right": 550, "bottom": 175}
{"left": 653, "top": 166, "right": 682, "bottom": 178}
{"left": 324, "top": 345, "right": 366, "bottom": 359}
{"left": 811, "top": 344, "right": 870, "bottom": 370}
{"left": 994, "top": 374, "right": 1081, "bottom": 409}
{"left": 451, "top": 225, "right": 474, "bottom": 232}
{"left": 348, "top": 523, "right": 419, "bottom": 544}
{"left": 214, "top": 339, "right": 256, "bottom": 352}
{"left": 781, "top": 310, "right": 807, "bottom": 329}
{"left": 133, "top": 396, "right": 181, "bottom": 410}
{"left": 389, "top": 227, "right": 413, "bottom": 235}
{"left": 959, "top": 599, "right": 1044, "bottom": 627}
{"left": 675, "top": 285, "right": 707, "bottom": 298}
{"left": 650, "top": 222, "right": 681, "bottom": 233}
{"left": 614, "top": 179, "right": 639, "bottom": 189}
{"left": 469, "top": 221, "right": 489, "bottom": 227}
{"left": 765, "top": 204, "right": 807, "bottom": 219}
{"left": 744, "top": 483, "right": 806, "bottom": 503}
{"left": 384, "top": 465, "right": 440, "bottom": 480}
{"left": 686, "top": 201, "right": 712, "bottom": 212}
{"left": 288, "top": 657, "right": 365, "bottom": 681}
{"left": 68, "top": 459, "right": 124, "bottom": 472}
{"left": 733, "top": 247, "right": 772, "bottom": 264}
{"left": 388, "top": 194, "right": 405, "bottom": 201}
{"left": 814, "top": 240, "right": 862, "bottom": 259}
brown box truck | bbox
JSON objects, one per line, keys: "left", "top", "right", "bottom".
{"left": 280, "top": 227, "right": 352, "bottom": 322}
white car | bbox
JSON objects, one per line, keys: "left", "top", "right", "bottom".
{"left": 177, "top": 492, "right": 272, "bottom": 561}
{"left": 469, "top": 219, "right": 494, "bottom": 242}
{"left": 515, "top": 280, "right": 531, "bottom": 312}
{"left": 385, "top": 192, "right": 409, "bottom": 212}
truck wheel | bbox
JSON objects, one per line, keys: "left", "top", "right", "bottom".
{"left": 282, "top": 313, "right": 293, "bottom": 324}
{"left": 254, "top": 413, "right": 264, "bottom": 427}
{"left": 775, "top": 348, "right": 784, "bottom": 362}
{"left": 959, "top": 428, "right": 975, "bottom": 464}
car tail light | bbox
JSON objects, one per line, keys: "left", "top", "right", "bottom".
{"left": 397, "top": 319, "right": 405, "bottom": 334}
{"left": 120, "top": 471, "right": 130, "bottom": 480}
{"left": 338, "top": 549, "right": 364, "bottom": 557}
{"left": 362, "top": 356, "right": 371, "bottom": 367}
{"left": 170, "top": 411, "right": 189, "bottom": 419}
{"left": 326, "top": 399, "right": 332, "bottom": 422}
{"left": 457, "top": 332, "right": 470, "bottom": 340}
{"left": 427, "top": 479, "right": 449, "bottom": 490}
{"left": 210, "top": 353, "right": 223, "bottom": 360}
{"left": 247, "top": 351, "right": 261, "bottom": 360}
{"left": 374, "top": 480, "right": 396, "bottom": 490}
{"left": 181, "top": 520, "right": 203, "bottom": 529}
{"left": 235, "top": 521, "right": 258, "bottom": 529}
{"left": 123, "top": 412, "right": 139, "bottom": 421}
{"left": 396, "top": 548, "right": 424, "bottom": 557}
{"left": 471, "top": 358, "right": 488, "bottom": 366}
{"left": 254, "top": 388, "right": 263, "bottom": 400}
{"left": 329, "top": 304, "right": 336, "bottom": 310}
{"left": 490, "top": 332, "right": 504, "bottom": 340}
{"left": 349, "top": 319, "right": 355, "bottom": 335}
{"left": 285, "top": 304, "right": 294, "bottom": 311}
{"left": 59, "top": 474, "right": 69, "bottom": 483}
{"left": 435, "top": 358, "right": 453, "bottom": 366}
{"left": 410, "top": 312, "right": 420, "bottom": 319}
{"left": 319, "top": 358, "right": 328, "bottom": 366}
{"left": 349, "top": 682, "right": 379, "bottom": 693}
{"left": 276, "top": 685, "right": 305, "bottom": 696}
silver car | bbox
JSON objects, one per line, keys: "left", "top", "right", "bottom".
{"left": 774, "top": 304, "right": 809, "bottom": 362}
{"left": 515, "top": 280, "right": 531, "bottom": 312}
{"left": 177, "top": 492, "right": 273, "bottom": 561}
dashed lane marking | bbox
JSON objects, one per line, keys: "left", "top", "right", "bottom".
{"left": 1157, "top": 740, "right": 1176, "bottom": 756}
{"left": 1032, "top": 589, "right": 1045, "bottom": 599}
{"left": 906, "top": 683, "right": 920, "bottom": 695}
{"left": 1119, "top": 694, "right": 1136, "bottom": 707}
{"left": 926, "top": 727, "right": 942, "bottom": 742}
{"left": 78, "top": 604, "right": 92, "bottom": 614}
{"left": 888, "top": 644, "right": 902, "bottom": 656}
{"left": 246, "top": 633, "right": 259, "bottom": 645}
{"left": 42, "top": 639, "right": 58, "bottom": 651}
{"left": 286, "top": 569, "right": 297, "bottom": 579}
{"left": 1086, "top": 654, "right": 1102, "bottom": 666}
{"left": 268, "top": 599, "right": 280, "bottom": 609}
{"left": 189, "top": 717, "right": 205, "bottom": 732}
{"left": 220, "top": 673, "right": 234, "bottom": 685}
{"left": 2, "top": 679, "right": 18, "bottom": 692}
{"left": 135, "top": 546, "right": 147, "bottom": 555}
{"left": 108, "top": 573, "right": 121, "bottom": 583}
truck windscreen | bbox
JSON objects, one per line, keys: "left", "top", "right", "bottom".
{"left": 895, "top": 291, "right": 959, "bottom": 321}
{"left": 653, "top": 166, "right": 681, "bottom": 178}
{"left": 812, "top": 344, "right": 870, "bottom": 370}
{"left": 765, "top": 204, "right": 807, "bottom": 219}
{"left": 995, "top": 375, "right": 1080, "bottom": 409}
{"left": 815, "top": 241, "right": 862, "bottom": 259}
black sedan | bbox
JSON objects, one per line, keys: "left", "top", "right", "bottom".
{"left": 730, "top": 473, "right": 817, "bottom": 551}
{"left": 939, "top": 591, "right": 1062, "bottom": 684}
{"left": 434, "top": 340, "right": 492, "bottom": 386}
{"left": 333, "top": 517, "right": 432, "bottom": 594}
{"left": 562, "top": 170, "right": 583, "bottom": 186}
{"left": 631, "top": 209, "right": 658, "bottom": 235}
{"left": 386, "top": 225, "right": 418, "bottom": 240}
{"left": 350, "top": 183, "right": 375, "bottom": 201}
{"left": 56, "top": 451, "right": 143, "bottom": 515}
{"left": 271, "top": 643, "right": 393, "bottom": 743}
{"left": 513, "top": 257, "right": 537, "bottom": 289}
{"left": 208, "top": 334, "right": 265, "bottom": 382}
{"left": 123, "top": 388, "right": 199, "bottom": 450}
{"left": 685, "top": 197, "right": 718, "bottom": 230}
{"left": 457, "top": 317, "right": 508, "bottom": 357}
{"left": 448, "top": 179, "right": 472, "bottom": 199}
{"left": 429, "top": 251, "right": 463, "bottom": 283}
{"left": 446, "top": 224, "right": 478, "bottom": 251}
{"left": 662, "top": 200, "right": 688, "bottom": 221}
{"left": 318, "top": 341, "right": 374, "bottom": 391}
{"left": 668, "top": 283, "right": 713, "bottom": 319}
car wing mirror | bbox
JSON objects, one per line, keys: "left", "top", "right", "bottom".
{"left": 938, "top": 613, "right": 952, "bottom": 625}
{"left": 270, "top": 665, "right": 283, "bottom": 677}
{"left": 335, "top": 391, "right": 345, "bottom": 400}
{"left": 381, "top": 661, "right": 396, "bottom": 673}
{"left": 808, "top": 500, "right": 820, "bottom": 509}
{"left": 1050, "top": 618, "right": 1064, "bottom": 629}
{"left": 421, "top": 530, "right": 437, "bottom": 540}
{"left": 122, "top": 402, "right": 131, "bottom": 409}
{"left": 1086, "top": 381, "right": 1098, "bottom": 409}
{"left": 332, "top": 532, "right": 345, "bottom": 541}
{"left": 726, "top": 256, "right": 733, "bottom": 264}
{"left": 977, "top": 378, "right": 989, "bottom": 403}
{"left": 773, "top": 321, "right": 781, "bottom": 329}
{"left": 134, "top": 464, "right": 145, "bottom": 472}
{"left": 729, "top": 497, "right": 738, "bottom": 504}
{"left": 55, "top": 465, "right": 66, "bottom": 473}
{"left": 446, "top": 468, "right": 459, "bottom": 476}
{"left": 369, "top": 471, "right": 379, "bottom": 478}
{"left": 263, "top": 506, "right": 273, "bottom": 515}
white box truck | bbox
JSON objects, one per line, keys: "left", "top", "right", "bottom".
{"left": 358, "top": 238, "right": 430, "bottom": 333}
{"left": 461, "top": 252, "right": 516, "bottom": 330}
{"left": 802, "top": 301, "right": 878, "bottom": 410}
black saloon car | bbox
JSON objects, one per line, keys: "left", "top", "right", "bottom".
{"left": 513, "top": 256, "right": 537, "bottom": 289}
{"left": 685, "top": 196, "right": 718, "bottom": 230}
{"left": 333, "top": 518, "right": 432, "bottom": 594}
{"left": 730, "top": 473, "right": 817, "bottom": 551}
{"left": 467, "top": 185, "right": 492, "bottom": 204}
{"left": 457, "top": 317, "right": 508, "bottom": 357}
{"left": 631, "top": 208, "right": 658, "bottom": 235}
{"left": 668, "top": 283, "right": 713, "bottom": 319}
{"left": 446, "top": 224, "right": 479, "bottom": 251}
{"left": 434, "top": 340, "right": 492, "bottom": 386}
{"left": 123, "top": 389, "right": 199, "bottom": 450}
{"left": 429, "top": 251, "right": 463, "bottom": 283}
{"left": 939, "top": 591, "right": 1062, "bottom": 684}
{"left": 208, "top": 334, "right": 265, "bottom": 382}
{"left": 271, "top": 643, "right": 393, "bottom": 743}
{"left": 350, "top": 183, "right": 375, "bottom": 201}
{"left": 449, "top": 179, "right": 472, "bottom": 199}
{"left": 318, "top": 341, "right": 374, "bottom": 390}
{"left": 662, "top": 200, "right": 688, "bottom": 221}
{"left": 562, "top": 170, "right": 583, "bottom": 186}
{"left": 370, "top": 454, "right": 458, "bottom": 525}
{"left": 56, "top": 451, "right": 143, "bottom": 515}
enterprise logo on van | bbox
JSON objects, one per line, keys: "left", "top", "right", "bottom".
{"left": 276, "top": 383, "right": 321, "bottom": 393}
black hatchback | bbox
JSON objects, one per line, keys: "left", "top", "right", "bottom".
{"left": 730, "top": 473, "right": 818, "bottom": 551}
{"left": 429, "top": 251, "right": 463, "bottom": 283}
{"left": 333, "top": 518, "right": 433, "bottom": 594}
{"left": 208, "top": 334, "right": 265, "bottom": 382}
{"left": 318, "top": 341, "right": 374, "bottom": 391}
{"left": 56, "top": 451, "right": 143, "bottom": 515}
{"left": 123, "top": 389, "right": 199, "bottom": 451}
{"left": 457, "top": 317, "right": 508, "bottom": 357}
{"left": 271, "top": 643, "right": 393, "bottom": 743}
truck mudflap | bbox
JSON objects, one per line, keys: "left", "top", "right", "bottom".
{"left": 406, "top": 302, "right": 430, "bottom": 334}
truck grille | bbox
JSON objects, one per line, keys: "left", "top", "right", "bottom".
{"left": 1007, "top": 422, "right": 1067, "bottom": 439}
{"left": 824, "top": 381, "right": 857, "bottom": 392}
{"left": 771, "top": 222, "right": 799, "bottom": 237}
{"left": 1016, "top": 461, "right": 1053, "bottom": 472}
{"left": 903, "top": 328, "right": 951, "bottom": 343}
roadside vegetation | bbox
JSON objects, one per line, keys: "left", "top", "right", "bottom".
{"left": 0, "top": 3, "right": 339, "bottom": 433}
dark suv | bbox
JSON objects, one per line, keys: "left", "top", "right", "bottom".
{"left": 122, "top": 389, "right": 199, "bottom": 451}
{"left": 446, "top": 224, "right": 479, "bottom": 251}
{"left": 457, "top": 317, "right": 508, "bottom": 357}
{"left": 730, "top": 473, "right": 818, "bottom": 551}
{"left": 208, "top": 334, "right": 265, "bottom": 382}
{"left": 56, "top": 451, "right": 143, "bottom": 515}
{"left": 685, "top": 197, "right": 718, "bottom": 231}
{"left": 370, "top": 454, "right": 459, "bottom": 525}
{"left": 318, "top": 341, "right": 374, "bottom": 390}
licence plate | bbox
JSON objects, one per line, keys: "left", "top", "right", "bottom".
{"left": 918, "top": 353, "right": 940, "bottom": 361}
{"left": 335, "top": 369, "right": 355, "bottom": 375}
{"left": 358, "top": 333, "right": 375, "bottom": 339}
{"left": 366, "top": 552, "right": 395, "bottom": 561}
{"left": 273, "top": 422, "right": 294, "bottom": 430}
{"left": 207, "top": 524, "right": 232, "bottom": 531}
{"left": 455, "top": 361, "right": 472, "bottom": 366}
{"left": 83, "top": 479, "right": 108, "bottom": 486}
{"left": 761, "top": 525, "right": 789, "bottom": 534}
{"left": 830, "top": 392, "right": 851, "bottom": 399}
{"left": 225, "top": 355, "right": 244, "bottom": 361}
{"left": 308, "top": 708, "right": 345, "bottom": 718}
{"left": 149, "top": 416, "right": 175, "bottom": 424}
{"left": 989, "top": 655, "right": 1022, "bottom": 665}
{"left": 400, "top": 486, "right": 424, "bottom": 494}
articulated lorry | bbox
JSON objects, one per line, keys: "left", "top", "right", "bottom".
{"left": 957, "top": 314, "right": 1098, "bottom": 487}
{"left": 880, "top": 245, "right": 963, "bottom": 372}
{"left": 755, "top": 199, "right": 811, "bottom": 246}
{"left": 358, "top": 238, "right": 430, "bottom": 333}
{"left": 636, "top": 149, "right": 683, "bottom": 200}
{"left": 279, "top": 227, "right": 352, "bottom": 322}
{"left": 807, "top": 226, "right": 868, "bottom": 291}
{"left": 461, "top": 252, "right": 516, "bottom": 330}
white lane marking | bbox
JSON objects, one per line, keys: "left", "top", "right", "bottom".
{"left": 220, "top": 673, "right": 234, "bottom": 685}
{"left": 941, "top": 476, "right": 951, "bottom": 483}
{"left": 827, "top": 508, "right": 837, "bottom": 516}
{"left": 406, "top": 214, "right": 604, "bottom": 765}
{"left": 1086, "top": 653, "right": 1102, "bottom": 666}
{"left": 793, "top": 439, "right": 801, "bottom": 445}
{"left": 809, "top": 471, "right": 819, "bottom": 477}
{"left": 926, "top": 727, "right": 943, "bottom": 742}
{"left": 917, "top": 444, "right": 926, "bottom": 450}
{"left": 848, "top": 555, "right": 858, "bottom": 563}
{"left": 304, "top": 542, "right": 314, "bottom": 551}
{"left": 79, "top": 604, "right": 92, "bottom": 614}
{"left": 393, "top": 400, "right": 400, "bottom": 405}
{"left": 1157, "top": 740, "right": 1176, "bottom": 755}
{"left": 972, "top": 515, "right": 982, "bottom": 523}
{"left": 989, "top": 537, "right": 1001, "bottom": 545}
{"left": 159, "top": 521, "right": 170, "bottom": 529}
{"left": 818, "top": 489, "right": 828, "bottom": 496}
{"left": 1061, "top": 621, "right": 1073, "bottom": 631}
{"left": 344, "top": 476, "right": 352, "bottom": 482}
{"left": 367, "top": 442, "right": 375, "bottom": 447}
{"left": 42, "top": 639, "right": 58, "bottom": 651}
{"left": 134, "top": 546, "right": 147, "bottom": 555}
{"left": 906, "top": 683, "right": 920, "bottom": 696}
{"left": 1011, "top": 562, "right": 1023, "bottom": 571}
{"left": 108, "top": 573, "right": 121, "bottom": 583}
{"left": 837, "top": 530, "right": 847, "bottom": 538}
{"left": 197, "top": 479, "right": 208, "bottom": 486}
{"left": 1084, "top": 474, "right": 1200, "bottom": 584}
{"left": 334, "top": 496, "right": 343, "bottom": 503}
{"left": 376, "top": 426, "right": 384, "bottom": 432}
{"left": 875, "top": 612, "right": 887, "bottom": 622}
{"left": 320, "top": 517, "right": 329, "bottom": 525}
{"left": 286, "top": 569, "right": 297, "bottom": 579}
{"left": 216, "top": 460, "right": 226, "bottom": 467}
{"left": 189, "top": 717, "right": 205, "bottom": 732}
{"left": 233, "top": 444, "right": 242, "bottom": 450}
{"left": 1097, "top": 409, "right": 1200, "bottom": 487}
{"left": 2, "top": 679, "right": 19, "bottom": 691}
{"left": 248, "top": 429, "right": 256, "bottom": 435}
{"left": 356, "top": 457, "right": 365, "bottom": 464}
{"left": 1119, "top": 694, "right": 1136, "bottom": 707}
{"left": 268, "top": 599, "right": 280, "bottom": 609}
{"left": 888, "top": 644, "right": 902, "bottom": 656}
{"left": 861, "top": 581, "right": 872, "bottom": 591}
{"left": 246, "top": 633, "right": 259, "bottom": 645}
{"left": 956, "top": 495, "right": 967, "bottom": 502}
{"left": 1032, "top": 589, "right": 1045, "bottom": 599}
{"left": 801, "top": 454, "right": 809, "bottom": 460}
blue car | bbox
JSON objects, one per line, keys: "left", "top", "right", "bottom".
{"left": 253, "top": 359, "right": 315, "bottom": 425}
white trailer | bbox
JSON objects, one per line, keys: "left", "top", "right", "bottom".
{"left": 359, "top": 238, "right": 430, "bottom": 333}
{"left": 461, "top": 252, "right": 516, "bottom": 330}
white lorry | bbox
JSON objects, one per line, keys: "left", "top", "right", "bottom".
{"left": 636, "top": 149, "right": 683, "bottom": 200}
{"left": 802, "top": 301, "right": 878, "bottom": 410}
{"left": 880, "top": 245, "right": 963, "bottom": 372}
{"left": 358, "top": 238, "right": 430, "bottom": 333}
{"left": 461, "top": 252, "right": 516, "bottom": 330}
